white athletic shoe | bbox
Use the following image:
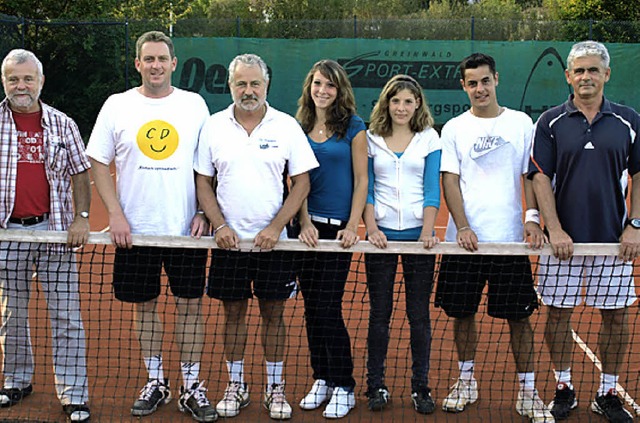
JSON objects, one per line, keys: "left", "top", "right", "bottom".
{"left": 264, "top": 383, "right": 292, "bottom": 420}
{"left": 516, "top": 390, "right": 555, "bottom": 422}
{"left": 322, "top": 387, "right": 355, "bottom": 419}
{"left": 216, "top": 381, "right": 249, "bottom": 418}
{"left": 299, "top": 379, "right": 333, "bottom": 410}
{"left": 442, "top": 378, "right": 478, "bottom": 412}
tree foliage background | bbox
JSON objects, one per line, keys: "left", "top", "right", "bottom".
{"left": 0, "top": 0, "right": 637, "bottom": 137}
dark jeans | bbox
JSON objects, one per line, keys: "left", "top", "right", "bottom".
{"left": 298, "top": 222, "right": 356, "bottom": 389}
{"left": 365, "top": 252, "right": 435, "bottom": 392}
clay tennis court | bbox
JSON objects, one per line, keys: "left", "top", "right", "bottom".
{"left": 0, "top": 174, "right": 638, "bottom": 422}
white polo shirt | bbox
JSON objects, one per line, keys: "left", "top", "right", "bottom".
{"left": 195, "top": 103, "right": 318, "bottom": 240}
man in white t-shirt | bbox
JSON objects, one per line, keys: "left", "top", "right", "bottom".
{"left": 195, "top": 53, "right": 318, "bottom": 420}
{"left": 86, "top": 31, "right": 217, "bottom": 422}
{"left": 436, "top": 53, "right": 553, "bottom": 422}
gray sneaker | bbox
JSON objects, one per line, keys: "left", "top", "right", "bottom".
{"left": 131, "top": 378, "right": 172, "bottom": 416}
{"left": 179, "top": 381, "right": 218, "bottom": 422}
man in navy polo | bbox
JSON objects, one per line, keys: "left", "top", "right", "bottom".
{"left": 529, "top": 40, "right": 640, "bottom": 423}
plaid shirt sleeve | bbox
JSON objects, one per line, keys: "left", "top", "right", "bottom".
{"left": 41, "top": 102, "right": 91, "bottom": 235}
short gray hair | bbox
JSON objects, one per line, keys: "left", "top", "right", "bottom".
{"left": 567, "top": 41, "right": 610, "bottom": 70}
{"left": 1, "top": 49, "right": 44, "bottom": 79}
{"left": 228, "top": 54, "right": 269, "bottom": 84}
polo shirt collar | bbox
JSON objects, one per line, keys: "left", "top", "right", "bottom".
{"left": 565, "top": 94, "right": 613, "bottom": 116}
{"left": 226, "top": 101, "right": 273, "bottom": 125}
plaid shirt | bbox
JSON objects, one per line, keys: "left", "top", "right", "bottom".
{"left": 0, "top": 98, "right": 90, "bottom": 237}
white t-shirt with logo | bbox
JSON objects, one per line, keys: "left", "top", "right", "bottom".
{"left": 440, "top": 108, "right": 533, "bottom": 242}
{"left": 86, "top": 87, "right": 209, "bottom": 236}
{"left": 195, "top": 103, "right": 319, "bottom": 240}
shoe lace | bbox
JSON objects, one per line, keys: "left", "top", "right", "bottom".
{"left": 452, "top": 380, "right": 469, "bottom": 397}
{"left": 268, "top": 384, "right": 286, "bottom": 406}
{"left": 190, "top": 381, "right": 211, "bottom": 407}
{"left": 223, "top": 382, "right": 242, "bottom": 402}
{"left": 138, "top": 380, "right": 161, "bottom": 401}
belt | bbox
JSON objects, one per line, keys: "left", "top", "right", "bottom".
{"left": 309, "top": 214, "right": 343, "bottom": 226}
{"left": 8, "top": 213, "right": 49, "bottom": 226}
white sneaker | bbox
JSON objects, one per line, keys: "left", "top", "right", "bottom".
{"left": 517, "top": 390, "right": 555, "bottom": 422}
{"left": 216, "top": 381, "right": 250, "bottom": 418}
{"left": 442, "top": 378, "right": 478, "bottom": 412}
{"left": 264, "top": 383, "right": 292, "bottom": 420}
{"left": 322, "top": 387, "right": 355, "bottom": 419}
{"left": 299, "top": 379, "right": 333, "bottom": 410}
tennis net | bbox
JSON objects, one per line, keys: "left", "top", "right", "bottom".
{"left": 0, "top": 229, "right": 638, "bottom": 422}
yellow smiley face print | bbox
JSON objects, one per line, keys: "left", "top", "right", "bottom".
{"left": 137, "top": 120, "right": 179, "bottom": 160}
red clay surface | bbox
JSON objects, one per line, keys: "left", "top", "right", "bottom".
{"left": 0, "top": 174, "right": 638, "bottom": 422}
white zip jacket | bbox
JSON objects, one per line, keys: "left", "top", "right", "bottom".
{"left": 367, "top": 128, "right": 441, "bottom": 230}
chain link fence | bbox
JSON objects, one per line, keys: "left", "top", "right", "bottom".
{"left": 0, "top": 14, "right": 638, "bottom": 137}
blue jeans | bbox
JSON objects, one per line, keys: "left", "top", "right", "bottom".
{"left": 298, "top": 222, "right": 355, "bottom": 389}
{"left": 365, "top": 253, "right": 435, "bottom": 392}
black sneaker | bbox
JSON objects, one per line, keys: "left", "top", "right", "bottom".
{"left": 179, "top": 381, "right": 218, "bottom": 422}
{"left": 0, "top": 384, "right": 33, "bottom": 408}
{"left": 366, "top": 386, "right": 390, "bottom": 411}
{"left": 591, "top": 389, "right": 633, "bottom": 423}
{"left": 63, "top": 403, "right": 90, "bottom": 422}
{"left": 412, "top": 388, "right": 435, "bottom": 415}
{"left": 131, "top": 378, "right": 172, "bottom": 416}
{"left": 549, "top": 382, "right": 577, "bottom": 420}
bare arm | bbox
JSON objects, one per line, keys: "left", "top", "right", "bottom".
{"left": 442, "top": 172, "right": 477, "bottom": 251}
{"left": 90, "top": 159, "right": 132, "bottom": 249}
{"left": 196, "top": 173, "right": 239, "bottom": 250}
{"left": 254, "top": 172, "right": 310, "bottom": 249}
{"left": 532, "top": 172, "right": 573, "bottom": 260}
{"left": 522, "top": 175, "right": 546, "bottom": 249}
{"left": 297, "top": 199, "right": 318, "bottom": 247}
{"left": 66, "top": 170, "right": 91, "bottom": 247}
{"left": 363, "top": 203, "right": 387, "bottom": 248}
{"left": 419, "top": 206, "right": 440, "bottom": 249}
{"left": 619, "top": 172, "right": 640, "bottom": 261}
{"left": 336, "top": 130, "right": 368, "bottom": 248}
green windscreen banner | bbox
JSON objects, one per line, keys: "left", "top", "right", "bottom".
{"left": 173, "top": 38, "right": 639, "bottom": 125}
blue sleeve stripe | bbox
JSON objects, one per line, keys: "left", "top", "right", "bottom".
{"left": 423, "top": 150, "right": 441, "bottom": 209}
{"left": 367, "top": 156, "right": 375, "bottom": 205}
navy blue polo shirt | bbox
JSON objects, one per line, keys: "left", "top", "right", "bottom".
{"left": 528, "top": 95, "right": 640, "bottom": 243}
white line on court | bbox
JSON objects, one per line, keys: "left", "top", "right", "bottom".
{"left": 571, "top": 329, "right": 640, "bottom": 416}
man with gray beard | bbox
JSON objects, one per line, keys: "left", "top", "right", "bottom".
{"left": 195, "top": 53, "right": 318, "bottom": 420}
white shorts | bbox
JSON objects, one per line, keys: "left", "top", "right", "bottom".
{"left": 537, "top": 255, "right": 638, "bottom": 309}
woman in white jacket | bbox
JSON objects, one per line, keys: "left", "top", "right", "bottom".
{"left": 364, "top": 74, "right": 441, "bottom": 415}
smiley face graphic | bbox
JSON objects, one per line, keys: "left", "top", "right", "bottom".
{"left": 137, "top": 120, "right": 179, "bottom": 160}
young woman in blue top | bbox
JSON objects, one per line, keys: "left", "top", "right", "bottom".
{"left": 364, "top": 74, "right": 441, "bottom": 415}
{"left": 295, "top": 59, "right": 368, "bottom": 419}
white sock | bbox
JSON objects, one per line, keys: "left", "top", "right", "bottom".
{"left": 458, "top": 360, "right": 475, "bottom": 382}
{"left": 181, "top": 362, "right": 200, "bottom": 389}
{"left": 518, "top": 372, "right": 536, "bottom": 394}
{"left": 144, "top": 354, "right": 164, "bottom": 381}
{"left": 554, "top": 368, "right": 573, "bottom": 389}
{"left": 226, "top": 360, "right": 244, "bottom": 384}
{"left": 266, "top": 361, "right": 284, "bottom": 387}
{"left": 598, "top": 373, "right": 618, "bottom": 396}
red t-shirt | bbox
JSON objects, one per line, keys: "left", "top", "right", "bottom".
{"left": 12, "top": 110, "right": 50, "bottom": 218}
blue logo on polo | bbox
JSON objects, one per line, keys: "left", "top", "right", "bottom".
{"left": 258, "top": 138, "right": 279, "bottom": 150}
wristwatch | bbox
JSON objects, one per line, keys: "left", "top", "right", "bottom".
{"left": 79, "top": 211, "right": 89, "bottom": 219}
{"left": 626, "top": 218, "right": 640, "bottom": 229}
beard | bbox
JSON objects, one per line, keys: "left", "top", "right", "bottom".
{"left": 8, "top": 89, "right": 39, "bottom": 111}
{"left": 234, "top": 93, "right": 264, "bottom": 112}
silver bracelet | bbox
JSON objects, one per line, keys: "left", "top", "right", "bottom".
{"left": 214, "top": 223, "right": 228, "bottom": 234}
